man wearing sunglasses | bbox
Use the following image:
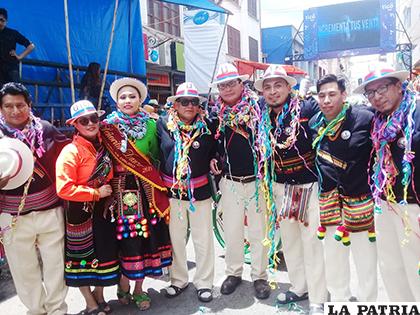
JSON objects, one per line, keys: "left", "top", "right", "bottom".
{"left": 209, "top": 63, "right": 271, "bottom": 300}
{"left": 0, "top": 82, "right": 69, "bottom": 314}
{"left": 0, "top": 8, "right": 35, "bottom": 88}
{"left": 354, "top": 68, "right": 420, "bottom": 301}
{"left": 157, "top": 82, "right": 217, "bottom": 302}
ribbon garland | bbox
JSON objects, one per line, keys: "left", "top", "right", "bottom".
{"left": 0, "top": 111, "right": 45, "bottom": 158}
{"left": 310, "top": 102, "right": 349, "bottom": 197}
{"left": 166, "top": 108, "right": 210, "bottom": 212}
{"left": 370, "top": 82, "right": 417, "bottom": 212}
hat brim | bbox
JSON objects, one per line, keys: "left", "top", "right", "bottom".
{"left": 0, "top": 137, "right": 34, "bottom": 190}
{"left": 66, "top": 109, "right": 106, "bottom": 125}
{"left": 254, "top": 75, "right": 297, "bottom": 92}
{"left": 166, "top": 95, "right": 207, "bottom": 104}
{"left": 353, "top": 70, "right": 410, "bottom": 94}
{"left": 110, "top": 77, "right": 148, "bottom": 104}
{"left": 209, "top": 74, "right": 250, "bottom": 88}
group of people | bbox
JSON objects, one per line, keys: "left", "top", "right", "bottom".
{"left": 0, "top": 60, "right": 418, "bottom": 315}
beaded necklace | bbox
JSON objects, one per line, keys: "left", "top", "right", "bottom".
{"left": 167, "top": 109, "right": 210, "bottom": 212}
{"left": 370, "top": 82, "right": 417, "bottom": 211}
{"left": 104, "top": 110, "right": 149, "bottom": 152}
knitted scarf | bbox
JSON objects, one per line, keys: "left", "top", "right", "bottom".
{"left": 104, "top": 110, "right": 149, "bottom": 140}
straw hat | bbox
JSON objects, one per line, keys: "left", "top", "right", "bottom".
{"left": 167, "top": 82, "right": 207, "bottom": 103}
{"left": 210, "top": 63, "right": 249, "bottom": 87}
{"left": 66, "top": 100, "right": 105, "bottom": 125}
{"left": 0, "top": 137, "right": 34, "bottom": 190}
{"left": 353, "top": 68, "right": 409, "bottom": 94}
{"left": 254, "top": 64, "right": 297, "bottom": 92}
{"left": 109, "top": 77, "right": 148, "bottom": 104}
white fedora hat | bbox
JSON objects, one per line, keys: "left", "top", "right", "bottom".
{"left": 210, "top": 63, "right": 249, "bottom": 87}
{"left": 167, "top": 82, "right": 207, "bottom": 103}
{"left": 0, "top": 137, "right": 34, "bottom": 190}
{"left": 109, "top": 77, "right": 148, "bottom": 104}
{"left": 254, "top": 64, "right": 297, "bottom": 92}
{"left": 66, "top": 100, "right": 105, "bottom": 125}
{"left": 353, "top": 67, "right": 409, "bottom": 94}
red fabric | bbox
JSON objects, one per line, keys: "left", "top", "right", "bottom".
{"left": 234, "top": 59, "right": 307, "bottom": 79}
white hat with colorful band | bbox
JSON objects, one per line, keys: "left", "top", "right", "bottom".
{"left": 254, "top": 64, "right": 297, "bottom": 92}
{"left": 210, "top": 63, "right": 249, "bottom": 87}
{"left": 167, "top": 82, "right": 207, "bottom": 103}
{"left": 353, "top": 68, "right": 409, "bottom": 94}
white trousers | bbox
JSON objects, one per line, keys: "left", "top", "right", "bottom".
{"left": 273, "top": 182, "right": 328, "bottom": 304}
{"left": 219, "top": 178, "right": 268, "bottom": 281}
{"left": 0, "top": 207, "right": 68, "bottom": 315}
{"left": 376, "top": 201, "right": 420, "bottom": 301}
{"left": 168, "top": 198, "right": 215, "bottom": 290}
{"left": 324, "top": 227, "right": 377, "bottom": 302}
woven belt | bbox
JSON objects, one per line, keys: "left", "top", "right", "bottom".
{"left": 224, "top": 174, "right": 256, "bottom": 183}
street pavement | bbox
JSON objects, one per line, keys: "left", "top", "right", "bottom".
{"left": 0, "top": 237, "right": 387, "bottom": 315}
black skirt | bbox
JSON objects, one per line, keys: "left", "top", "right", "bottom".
{"left": 64, "top": 198, "right": 120, "bottom": 287}
{"left": 113, "top": 173, "right": 172, "bottom": 280}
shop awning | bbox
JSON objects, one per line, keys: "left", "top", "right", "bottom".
{"left": 235, "top": 59, "right": 307, "bottom": 78}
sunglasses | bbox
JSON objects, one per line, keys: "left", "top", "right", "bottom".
{"left": 176, "top": 98, "right": 200, "bottom": 107}
{"left": 0, "top": 18, "right": 6, "bottom": 22}
{"left": 77, "top": 114, "right": 99, "bottom": 126}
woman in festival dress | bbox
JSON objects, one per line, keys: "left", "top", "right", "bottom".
{"left": 101, "top": 77, "right": 172, "bottom": 311}
{"left": 56, "top": 100, "right": 120, "bottom": 315}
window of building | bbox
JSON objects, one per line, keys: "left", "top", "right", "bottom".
{"left": 248, "top": 0, "right": 257, "bottom": 19}
{"left": 248, "top": 36, "right": 259, "bottom": 61}
{"left": 227, "top": 25, "right": 241, "bottom": 58}
{"left": 148, "top": 0, "right": 180, "bottom": 37}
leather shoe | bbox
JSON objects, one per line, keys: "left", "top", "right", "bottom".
{"left": 220, "top": 276, "right": 242, "bottom": 295}
{"left": 253, "top": 279, "right": 271, "bottom": 299}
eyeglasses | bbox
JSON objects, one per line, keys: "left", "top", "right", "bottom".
{"left": 217, "top": 80, "right": 239, "bottom": 91}
{"left": 77, "top": 114, "right": 99, "bottom": 126}
{"left": 0, "top": 18, "right": 6, "bottom": 22}
{"left": 364, "top": 83, "right": 393, "bottom": 99}
{"left": 176, "top": 98, "right": 200, "bottom": 107}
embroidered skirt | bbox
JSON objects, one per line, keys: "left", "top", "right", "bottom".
{"left": 112, "top": 173, "right": 172, "bottom": 280}
{"left": 64, "top": 199, "right": 120, "bottom": 287}
{"left": 319, "top": 189, "right": 375, "bottom": 232}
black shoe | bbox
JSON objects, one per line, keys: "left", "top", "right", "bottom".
{"left": 197, "top": 288, "right": 213, "bottom": 302}
{"left": 253, "top": 279, "right": 271, "bottom": 300}
{"left": 220, "top": 276, "right": 242, "bottom": 295}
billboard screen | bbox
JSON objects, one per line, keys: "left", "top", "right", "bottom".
{"left": 304, "top": 0, "right": 396, "bottom": 60}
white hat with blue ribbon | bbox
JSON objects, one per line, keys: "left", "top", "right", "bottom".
{"left": 66, "top": 100, "right": 105, "bottom": 125}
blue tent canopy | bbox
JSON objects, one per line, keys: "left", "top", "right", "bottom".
{"left": 2, "top": 0, "right": 226, "bottom": 122}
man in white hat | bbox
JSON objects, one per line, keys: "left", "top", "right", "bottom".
{"left": 209, "top": 63, "right": 271, "bottom": 299}
{"left": 310, "top": 74, "right": 377, "bottom": 302}
{"left": 354, "top": 67, "right": 420, "bottom": 301}
{"left": 0, "top": 82, "right": 69, "bottom": 314}
{"left": 254, "top": 65, "right": 327, "bottom": 313}
{"left": 157, "top": 82, "right": 216, "bottom": 302}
